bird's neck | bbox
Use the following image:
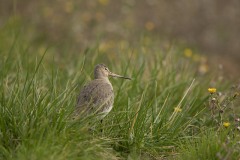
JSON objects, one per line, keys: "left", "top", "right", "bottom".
{"left": 96, "top": 77, "right": 113, "bottom": 88}
{"left": 96, "top": 77, "right": 110, "bottom": 83}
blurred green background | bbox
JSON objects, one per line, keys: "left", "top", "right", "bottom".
{"left": 1, "top": 0, "right": 240, "bottom": 77}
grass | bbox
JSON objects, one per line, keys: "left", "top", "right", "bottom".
{"left": 0, "top": 19, "right": 240, "bottom": 160}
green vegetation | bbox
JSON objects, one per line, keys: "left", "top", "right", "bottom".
{"left": 0, "top": 19, "right": 239, "bottom": 160}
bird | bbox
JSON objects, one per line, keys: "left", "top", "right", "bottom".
{"left": 76, "top": 64, "right": 131, "bottom": 119}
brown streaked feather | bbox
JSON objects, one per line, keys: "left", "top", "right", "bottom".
{"left": 76, "top": 79, "right": 114, "bottom": 114}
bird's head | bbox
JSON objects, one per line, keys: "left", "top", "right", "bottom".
{"left": 94, "top": 64, "right": 131, "bottom": 80}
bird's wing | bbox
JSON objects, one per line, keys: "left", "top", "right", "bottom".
{"left": 77, "top": 80, "right": 114, "bottom": 111}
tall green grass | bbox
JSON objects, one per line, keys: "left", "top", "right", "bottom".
{"left": 0, "top": 20, "right": 239, "bottom": 159}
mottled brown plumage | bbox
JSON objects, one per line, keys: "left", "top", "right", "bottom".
{"left": 76, "top": 64, "right": 131, "bottom": 119}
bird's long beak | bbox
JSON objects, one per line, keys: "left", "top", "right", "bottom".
{"left": 109, "top": 72, "right": 131, "bottom": 80}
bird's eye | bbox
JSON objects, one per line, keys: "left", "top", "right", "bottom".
{"left": 105, "top": 68, "right": 108, "bottom": 71}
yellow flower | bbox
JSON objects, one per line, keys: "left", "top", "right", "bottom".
{"left": 223, "top": 122, "right": 230, "bottom": 128}
{"left": 208, "top": 88, "right": 216, "bottom": 94}
{"left": 145, "top": 21, "right": 155, "bottom": 31}
{"left": 198, "top": 63, "right": 209, "bottom": 75}
{"left": 98, "top": 0, "right": 109, "bottom": 6}
{"left": 184, "top": 48, "right": 193, "bottom": 58}
{"left": 174, "top": 107, "right": 182, "bottom": 112}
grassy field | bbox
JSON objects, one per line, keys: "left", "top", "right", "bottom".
{"left": 0, "top": 19, "right": 240, "bottom": 160}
